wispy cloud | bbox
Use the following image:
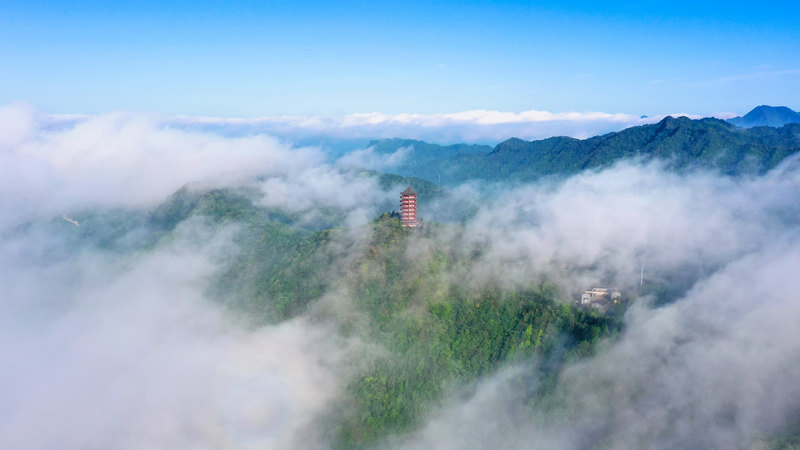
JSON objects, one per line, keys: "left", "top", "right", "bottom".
{"left": 0, "top": 219, "right": 356, "bottom": 449}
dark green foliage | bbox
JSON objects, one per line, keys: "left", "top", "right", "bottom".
{"left": 468, "top": 118, "right": 800, "bottom": 180}
{"left": 261, "top": 228, "right": 338, "bottom": 318}
{"left": 752, "top": 413, "right": 800, "bottom": 450}
{"left": 762, "top": 432, "right": 800, "bottom": 450}
{"left": 330, "top": 215, "right": 621, "bottom": 448}
{"left": 194, "top": 191, "right": 333, "bottom": 323}
{"left": 212, "top": 219, "right": 314, "bottom": 322}
{"left": 369, "top": 138, "right": 492, "bottom": 158}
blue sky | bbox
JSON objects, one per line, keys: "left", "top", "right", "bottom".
{"left": 1, "top": 0, "right": 799, "bottom": 118}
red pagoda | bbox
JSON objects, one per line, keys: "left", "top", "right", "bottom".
{"left": 400, "top": 186, "right": 419, "bottom": 227}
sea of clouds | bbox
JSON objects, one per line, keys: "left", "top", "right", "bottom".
{"left": 1, "top": 103, "right": 797, "bottom": 449}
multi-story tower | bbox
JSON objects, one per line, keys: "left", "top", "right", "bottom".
{"left": 400, "top": 186, "right": 419, "bottom": 227}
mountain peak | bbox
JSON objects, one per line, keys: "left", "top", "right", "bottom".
{"left": 657, "top": 115, "right": 694, "bottom": 129}
{"left": 751, "top": 104, "right": 793, "bottom": 113}
{"left": 728, "top": 105, "right": 800, "bottom": 128}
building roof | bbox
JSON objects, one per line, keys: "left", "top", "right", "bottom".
{"left": 401, "top": 186, "right": 417, "bottom": 195}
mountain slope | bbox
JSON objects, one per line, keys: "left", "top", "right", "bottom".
{"left": 728, "top": 105, "right": 800, "bottom": 128}
{"left": 148, "top": 191, "right": 622, "bottom": 446}
{"left": 475, "top": 116, "right": 800, "bottom": 179}
{"left": 368, "top": 117, "right": 800, "bottom": 183}
{"left": 368, "top": 138, "right": 494, "bottom": 184}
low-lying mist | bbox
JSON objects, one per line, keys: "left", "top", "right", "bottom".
{"left": 2, "top": 104, "right": 798, "bottom": 449}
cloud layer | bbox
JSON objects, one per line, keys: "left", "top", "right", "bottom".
{"left": 172, "top": 109, "right": 658, "bottom": 143}
{"left": 56, "top": 108, "right": 690, "bottom": 145}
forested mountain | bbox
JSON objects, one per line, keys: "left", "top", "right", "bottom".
{"left": 367, "top": 138, "right": 493, "bottom": 184}
{"left": 364, "top": 116, "right": 800, "bottom": 184}
{"left": 728, "top": 105, "right": 800, "bottom": 128}
{"left": 34, "top": 186, "right": 620, "bottom": 447}
{"left": 90, "top": 177, "right": 791, "bottom": 448}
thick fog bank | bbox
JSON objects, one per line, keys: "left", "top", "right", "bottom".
{"left": 0, "top": 103, "right": 394, "bottom": 231}
{"left": 0, "top": 218, "right": 360, "bottom": 449}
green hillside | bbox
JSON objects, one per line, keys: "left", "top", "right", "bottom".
{"left": 146, "top": 189, "right": 622, "bottom": 447}
{"left": 327, "top": 215, "right": 620, "bottom": 448}
{"left": 367, "top": 138, "right": 494, "bottom": 184}
{"left": 376, "top": 173, "right": 444, "bottom": 203}
{"left": 366, "top": 117, "right": 800, "bottom": 184}
{"left": 476, "top": 117, "right": 800, "bottom": 179}
{"left": 180, "top": 189, "right": 618, "bottom": 447}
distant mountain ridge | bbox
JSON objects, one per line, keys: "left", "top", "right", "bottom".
{"left": 728, "top": 105, "right": 800, "bottom": 128}
{"left": 365, "top": 116, "right": 800, "bottom": 184}
{"left": 367, "top": 138, "right": 493, "bottom": 184}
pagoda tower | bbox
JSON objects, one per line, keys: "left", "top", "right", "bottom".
{"left": 400, "top": 186, "right": 419, "bottom": 227}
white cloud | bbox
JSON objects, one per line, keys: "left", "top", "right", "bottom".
{"left": 0, "top": 102, "right": 39, "bottom": 150}
{"left": 158, "top": 109, "right": 670, "bottom": 143}
{"left": 0, "top": 104, "right": 352, "bottom": 228}
{"left": 257, "top": 165, "right": 386, "bottom": 215}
